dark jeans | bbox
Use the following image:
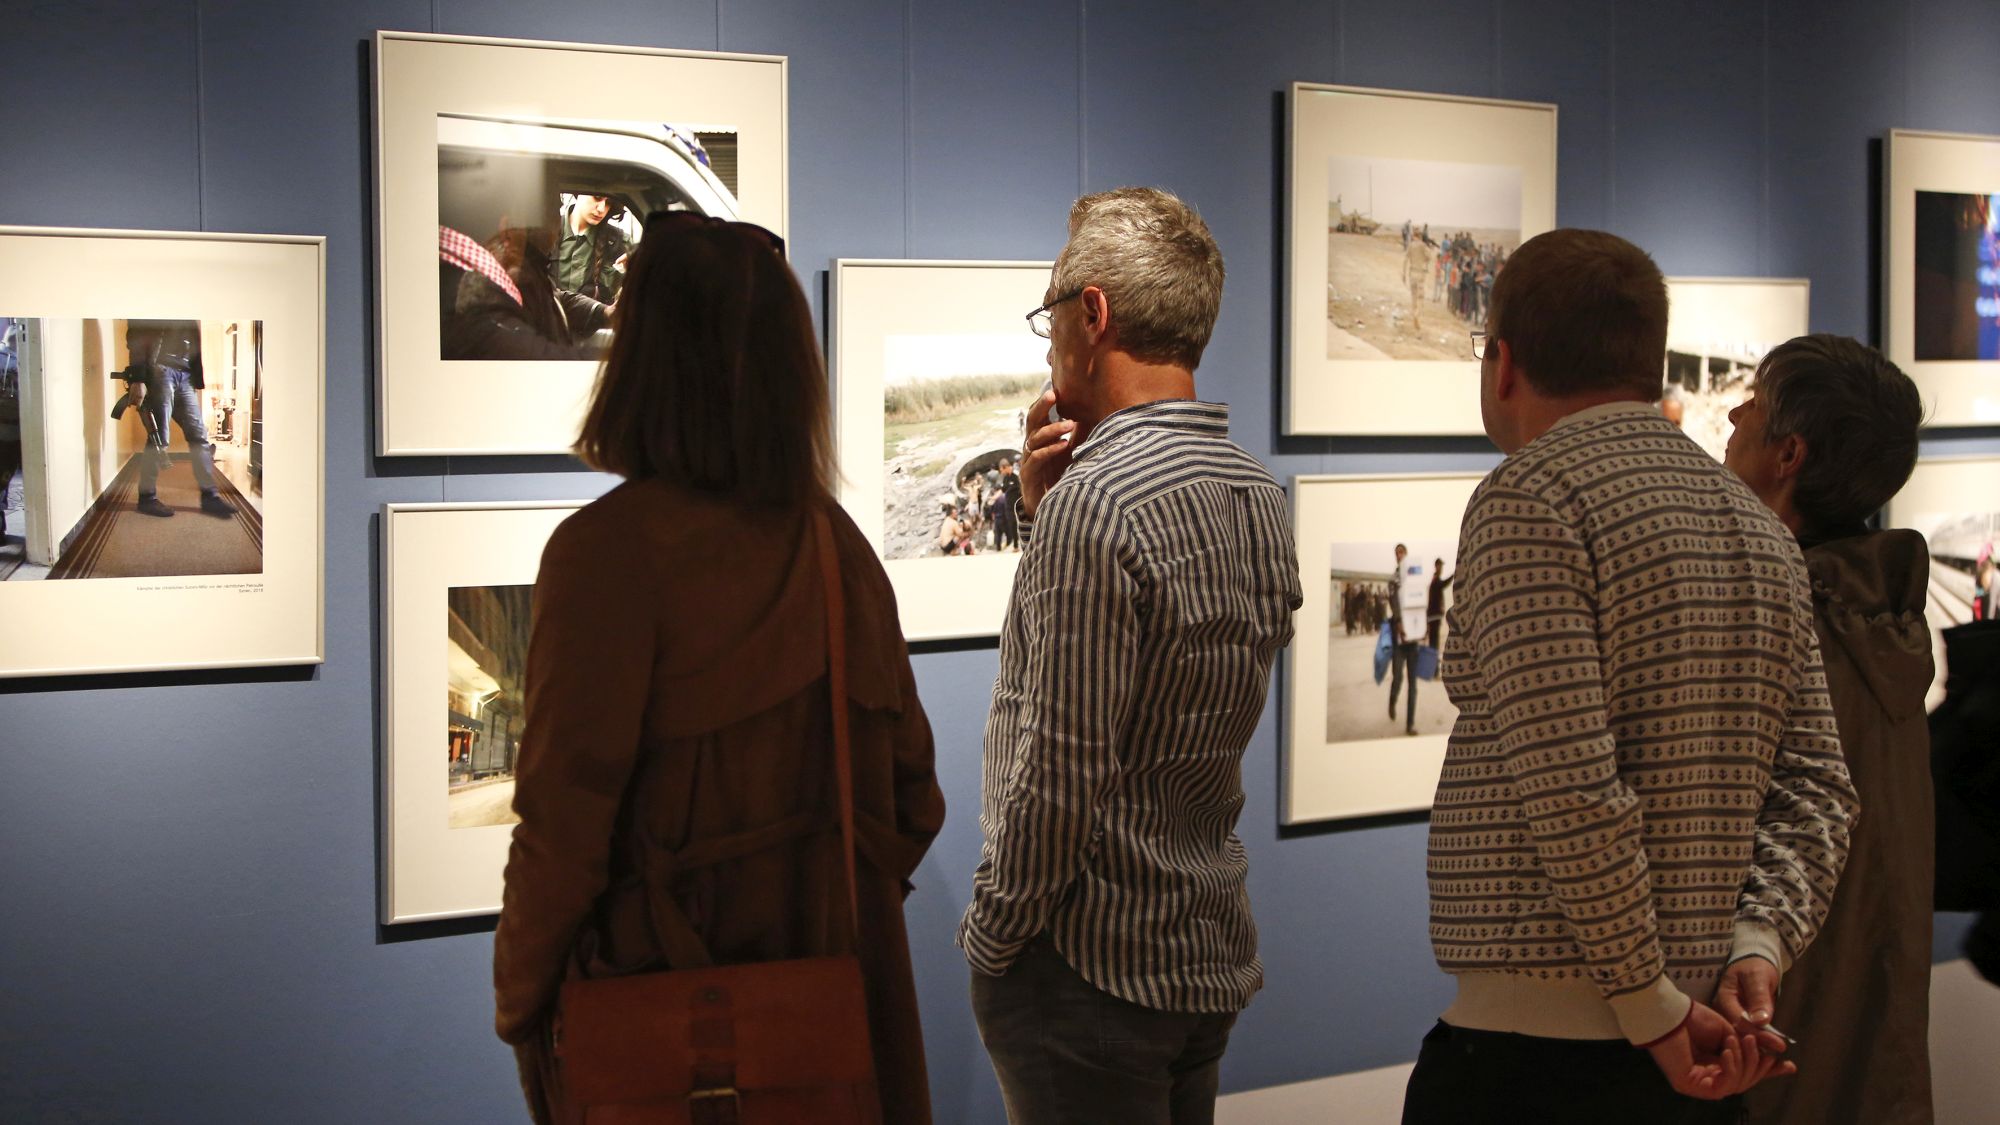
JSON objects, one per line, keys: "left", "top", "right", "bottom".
{"left": 135, "top": 368, "right": 218, "bottom": 498}
{"left": 1402, "top": 1021, "right": 1742, "bottom": 1125}
{"left": 1388, "top": 640, "right": 1420, "bottom": 730}
{"left": 970, "top": 936, "right": 1236, "bottom": 1124}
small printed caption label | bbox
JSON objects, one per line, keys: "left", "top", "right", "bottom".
{"left": 135, "top": 582, "right": 266, "bottom": 594}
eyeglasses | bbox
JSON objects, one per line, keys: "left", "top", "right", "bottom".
{"left": 1026, "top": 290, "right": 1083, "bottom": 338}
{"left": 641, "top": 209, "right": 786, "bottom": 255}
{"left": 1470, "top": 331, "right": 1491, "bottom": 360}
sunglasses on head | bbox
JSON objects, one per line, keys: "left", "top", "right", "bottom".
{"left": 641, "top": 210, "right": 786, "bottom": 256}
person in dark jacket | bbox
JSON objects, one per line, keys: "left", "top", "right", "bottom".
{"left": 1424, "top": 557, "right": 1452, "bottom": 650}
{"left": 492, "top": 213, "right": 946, "bottom": 1124}
{"left": 117, "top": 320, "right": 233, "bottom": 519}
{"left": 1933, "top": 620, "right": 2000, "bottom": 984}
{"left": 1723, "top": 333, "right": 1933, "bottom": 1125}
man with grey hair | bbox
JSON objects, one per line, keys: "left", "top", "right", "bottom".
{"left": 1722, "top": 334, "right": 1934, "bottom": 1125}
{"left": 959, "top": 187, "right": 1303, "bottom": 1122}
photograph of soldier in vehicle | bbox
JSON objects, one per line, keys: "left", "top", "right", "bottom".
{"left": 435, "top": 113, "right": 741, "bottom": 361}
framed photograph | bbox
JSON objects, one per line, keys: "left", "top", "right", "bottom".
{"left": 1885, "top": 456, "right": 2000, "bottom": 714}
{"left": 832, "top": 259, "right": 1051, "bottom": 642}
{"left": 1884, "top": 129, "right": 2000, "bottom": 427}
{"left": 1660, "top": 277, "right": 1810, "bottom": 462}
{"left": 1285, "top": 83, "right": 1556, "bottom": 436}
{"left": 381, "top": 500, "right": 586, "bottom": 924}
{"left": 0, "top": 227, "right": 323, "bottom": 679}
{"left": 1284, "top": 472, "right": 1485, "bottom": 824}
{"left": 373, "top": 30, "right": 788, "bottom": 455}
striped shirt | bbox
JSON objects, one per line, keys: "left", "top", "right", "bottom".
{"left": 957, "top": 399, "right": 1302, "bottom": 1013}
{"left": 1430, "top": 402, "right": 1858, "bottom": 1045}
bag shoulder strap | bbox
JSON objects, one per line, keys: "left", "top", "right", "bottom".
{"left": 812, "top": 506, "right": 863, "bottom": 943}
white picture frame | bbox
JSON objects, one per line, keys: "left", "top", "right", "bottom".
{"left": 1284, "top": 471, "right": 1486, "bottom": 824}
{"left": 1662, "top": 277, "right": 1811, "bottom": 462}
{"left": 831, "top": 259, "right": 1052, "bottom": 642}
{"left": 380, "top": 499, "right": 587, "bottom": 924}
{"left": 1883, "top": 129, "right": 2000, "bottom": 428}
{"left": 0, "top": 227, "right": 324, "bottom": 679}
{"left": 373, "top": 30, "right": 789, "bottom": 455}
{"left": 1285, "top": 82, "right": 1557, "bottom": 436}
{"left": 1884, "top": 456, "right": 2000, "bottom": 714}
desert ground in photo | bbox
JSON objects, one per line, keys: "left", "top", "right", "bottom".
{"left": 1325, "top": 226, "right": 1517, "bottom": 361}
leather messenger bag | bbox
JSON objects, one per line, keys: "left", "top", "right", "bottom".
{"left": 552, "top": 507, "right": 883, "bottom": 1124}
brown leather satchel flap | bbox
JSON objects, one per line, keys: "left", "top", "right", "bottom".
{"left": 555, "top": 954, "right": 877, "bottom": 1106}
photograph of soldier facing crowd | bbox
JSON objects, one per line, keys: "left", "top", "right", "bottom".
{"left": 1325, "top": 154, "right": 1522, "bottom": 362}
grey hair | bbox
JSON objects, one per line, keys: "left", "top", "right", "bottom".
{"left": 1754, "top": 333, "right": 1924, "bottom": 533}
{"left": 1050, "top": 187, "right": 1225, "bottom": 370}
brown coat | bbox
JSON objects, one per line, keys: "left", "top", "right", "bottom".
{"left": 492, "top": 481, "right": 946, "bottom": 1124}
{"left": 1745, "top": 529, "right": 1935, "bottom": 1125}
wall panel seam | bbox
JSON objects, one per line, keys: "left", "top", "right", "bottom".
{"left": 1605, "top": 0, "right": 1617, "bottom": 229}
{"left": 904, "top": 0, "right": 914, "bottom": 254}
{"left": 1759, "top": 0, "right": 1770, "bottom": 274}
{"left": 194, "top": 0, "right": 206, "bottom": 229}
{"left": 1078, "top": 0, "right": 1089, "bottom": 193}
{"left": 1333, "top": 0, "right": 1344, "bottom": 82}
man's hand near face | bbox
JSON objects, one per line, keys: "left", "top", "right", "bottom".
{"left": 1017, "top": 388, "right": 1075, "bottom": 520}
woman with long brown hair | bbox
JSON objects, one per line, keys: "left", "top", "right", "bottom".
{"left": 492, "top": 213, "right": 945, "bottom": 1123}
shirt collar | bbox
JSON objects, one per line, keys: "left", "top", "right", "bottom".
{"left": 1549, "top": 399, "right": 1661, "bottom": 430}
{"left": 1072, "top": 399, "right": 1229, "bottom": 462}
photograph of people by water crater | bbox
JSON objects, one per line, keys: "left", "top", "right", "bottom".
{"left": 878, "top": 332, "right": 1044, "bottom": 562}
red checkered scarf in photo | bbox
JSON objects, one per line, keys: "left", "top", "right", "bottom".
{"left": 438, "top": 225, "right": 522, "bottom": 307}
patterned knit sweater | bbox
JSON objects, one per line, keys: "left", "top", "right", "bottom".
{"left": 1429, "top": 402, "right": 1859, "bottom": 1045}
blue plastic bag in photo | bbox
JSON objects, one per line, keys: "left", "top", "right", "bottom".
{"left": 1373, "top": 622, "right": 1393, "bottom": 684}
{"left": 1417, "top": 644, "right": 1440, "bottom": 681}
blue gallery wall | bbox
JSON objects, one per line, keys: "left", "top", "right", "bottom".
{"left": 3, "top": 1, "right": 1998, "bottom": 1121}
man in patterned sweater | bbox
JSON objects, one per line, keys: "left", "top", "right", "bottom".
{"left": 1402, "top": 229, "right": 1860, "bottom": 1124}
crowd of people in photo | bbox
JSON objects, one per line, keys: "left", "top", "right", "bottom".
{"left": 1405, "top": 221, "right": 1510, "bottom": 328}
{"left": 935, "top": 455, "right": 1023, "bottom": 556}
{"left": 1339, "top": 580, "right": 1390, "bottom": 635}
